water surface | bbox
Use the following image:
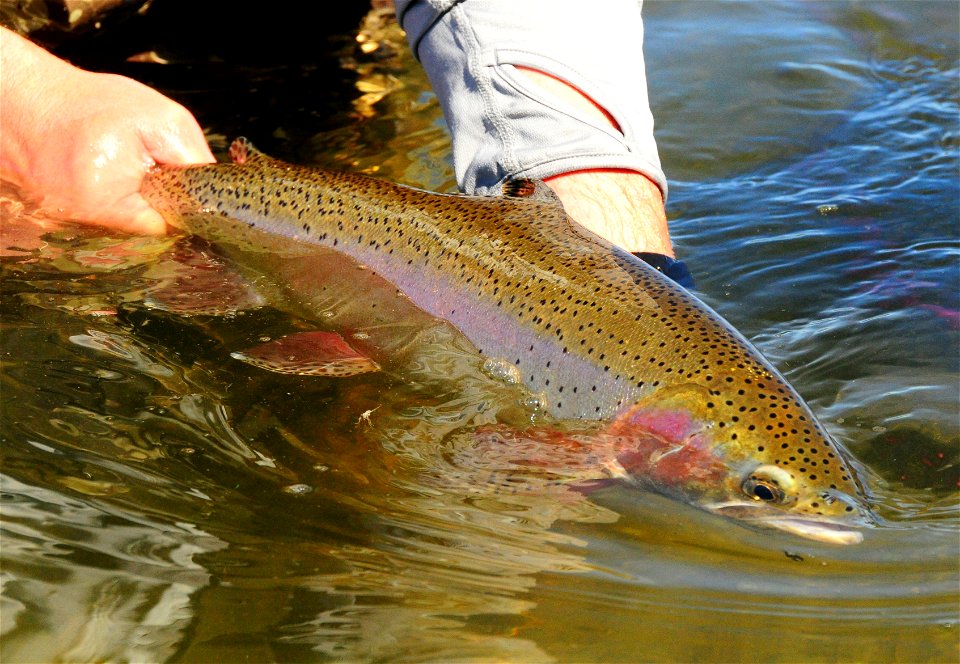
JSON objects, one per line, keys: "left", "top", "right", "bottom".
{"left": 1, "top": 2, "right": 958, "bottom": 662}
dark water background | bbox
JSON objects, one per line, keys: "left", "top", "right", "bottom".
{"left": 1, "top": 1, "right": 958, "bottom": 662}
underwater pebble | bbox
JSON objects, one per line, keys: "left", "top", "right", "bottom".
{"left": 283, "top": 483, "right": 314, "bottom": 496}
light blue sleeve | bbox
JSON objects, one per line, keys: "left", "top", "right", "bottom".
{"left": 394, "top": 0, "right": 667, "bottom": 200}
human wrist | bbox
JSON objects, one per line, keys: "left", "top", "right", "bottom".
{"left": 544, "top": 169, "right": 674, "bottom": 257}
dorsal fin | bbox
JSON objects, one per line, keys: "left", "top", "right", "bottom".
{"left": 502, "top": 178, "right": 564, "bottom": 208}
{"left": 228, "top": 137, "right": 275, "bottom": 166}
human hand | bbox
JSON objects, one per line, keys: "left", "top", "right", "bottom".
{"left": 0, "top": 28, "right": 215, "bottom": 234}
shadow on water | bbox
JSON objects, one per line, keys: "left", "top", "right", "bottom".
{"left": 1, "top": 1, "right": 958, "bottom": 662}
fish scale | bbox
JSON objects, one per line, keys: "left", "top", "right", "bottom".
{"left": 142, "top": 138, "right": 871, "bottom": 541}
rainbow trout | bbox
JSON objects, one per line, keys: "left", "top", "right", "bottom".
{"left": 142, "top": 138, "right": 873, "bottom": 544}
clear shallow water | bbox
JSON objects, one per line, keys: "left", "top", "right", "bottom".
{"left": 1, "top": 2, "right": 958, "bottom": 662}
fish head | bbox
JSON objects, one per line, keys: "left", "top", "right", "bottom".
{"left": 606, "top": 381, "right": 874, "bottom": 545}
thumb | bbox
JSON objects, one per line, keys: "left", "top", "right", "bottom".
{"left": 97, "top": 193, "right": 168, "bottom": 235}
{"left": 126, "top": 203, "right": 168, "bottom": 235}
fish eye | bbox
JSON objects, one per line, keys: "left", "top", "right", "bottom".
{"left": 741, "top": 464, "right": 795, "bottom": 505}
{"left": 744, "top": 479, "right": 784, "bottom": 503}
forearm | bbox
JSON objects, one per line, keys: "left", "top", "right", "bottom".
{"left": 542, "top": 169, "right": 671, "bottom": 256}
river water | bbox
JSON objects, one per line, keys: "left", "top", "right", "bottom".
{"left": 1, "top": 2, "right": 958, "bottom": 662}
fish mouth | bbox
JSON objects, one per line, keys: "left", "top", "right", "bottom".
{"left": 707, "top": 502, "right": 865, "bottom": 545}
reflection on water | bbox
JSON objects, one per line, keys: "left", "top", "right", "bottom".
{"left": 1, "top": 1, "right": 958, "bottom": 662}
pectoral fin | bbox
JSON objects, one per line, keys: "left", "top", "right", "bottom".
{"left": 145, "top": 242, "right": 265, "bottom": 316}
{"left": 230, "top": 331, "right": 380, "bottom": 377}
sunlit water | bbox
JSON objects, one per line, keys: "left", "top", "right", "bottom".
{"left": 2, "top": 2, "right": 958, "bottom": 662}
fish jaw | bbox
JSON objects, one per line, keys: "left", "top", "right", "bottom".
{"left": 705, "top": 500, "right": 868, "bottom": 545}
